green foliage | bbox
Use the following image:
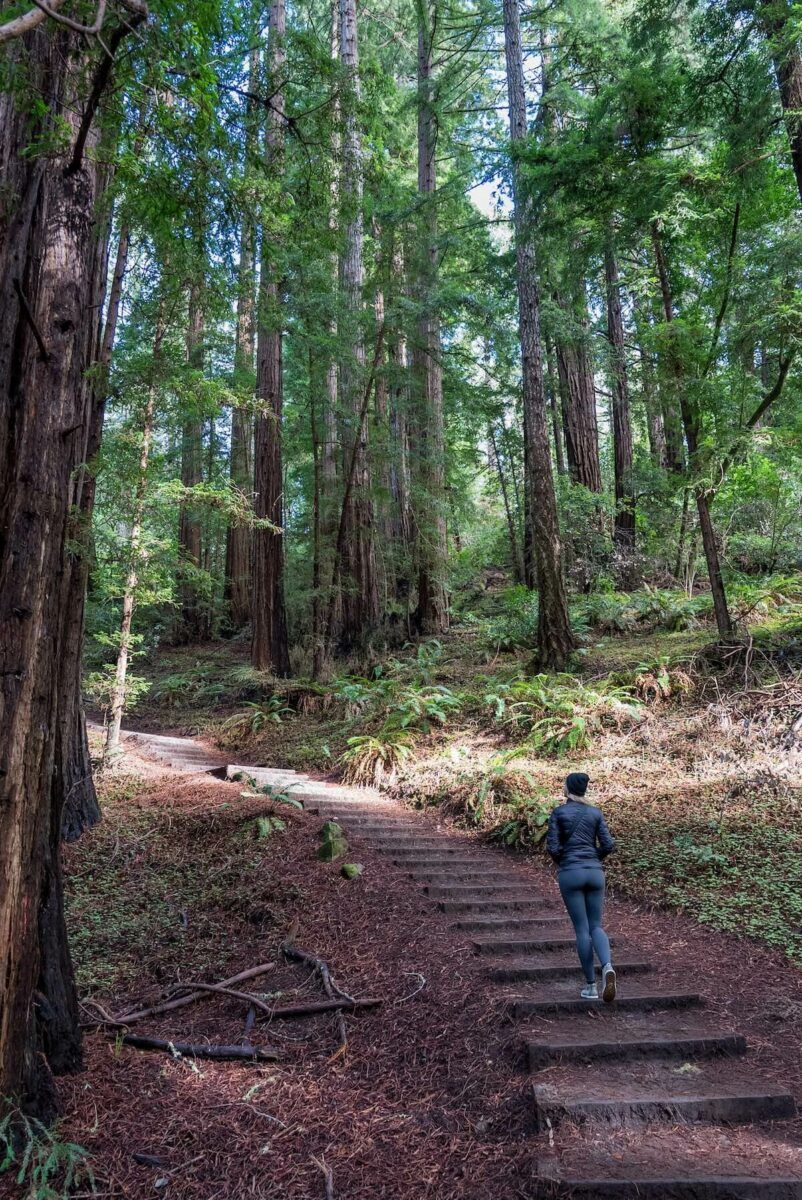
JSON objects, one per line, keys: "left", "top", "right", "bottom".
{"left": 341, "top": 732, "right": 415, "bottom": 787}
{"left": 484, "top": 674, "right": 642, "bottom": 756}
{"left": 223, "top": 697, "right": 294, "bottom": 735}
{"left": 611, "top": 787, "right": 802, "bottom": 963}
{"left": 483, "top": 587, "right": 539, "bottom": 652}
{"left": 249, "top": 814, "right": 286, "bottom": 839}
{"left": 340, "top": 862, "right": 364, "bottom": 880}
{"left": 490, "top": 794, "right": 554, "bottom": 850}
{"left": 0, "top": 1108, "right": 95, "bottom": 1200}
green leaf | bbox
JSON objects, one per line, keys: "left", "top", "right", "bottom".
{"left": 340, "top": 862, "right": 364, "bottom": 879}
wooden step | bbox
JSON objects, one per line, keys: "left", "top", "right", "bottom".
{"left": 489, "top": 959, "right": 650, "bottom": 984}
{"left": 526, "top": 1031, "right": 747, "bottom": 1069}
{"left": 509, "top": 990, "right": 703, "bottom": 1018}
{"left": 533, "top": 1079, "right": 795, "bottom": 1129}
{"left": 532, "top": 1180, "right": 802, "bottom": 1199}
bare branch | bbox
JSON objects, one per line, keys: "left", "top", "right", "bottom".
{"left": 28, "top": 0, "right": 107, "bottom": 35}
{"left": 0, "top": 0, "right": 67, "bottom": 44}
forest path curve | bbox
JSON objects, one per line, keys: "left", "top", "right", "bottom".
{"left": 86, "top": 722, "right": 802, "bottom": 1197}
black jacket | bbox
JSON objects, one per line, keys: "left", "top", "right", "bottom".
{"left": 546, "top": 799, "right": 615, "bottom": 871}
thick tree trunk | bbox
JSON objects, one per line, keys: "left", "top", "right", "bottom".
{"left": 176, "top": 284, "right": 205, "bottom": 643}
{"left": 414, "top": 4, "right": 449, "bottom": 635}
{"left": 554, "top": 289, "right": 602, "bottom": 493}
{"left": 224, "top": 41, "right": 259, "bottom": 632}
{"left": 652, "top": 225, "right": 733, "bottom": 637}
{"left": 502, "top": 0, "right": 573, "bottom": 670}
{"left": 758, "top": 0, "right": 802, "bottom": 205}
{"left": 314, "top": 0, "right": 341, "bottom": 670}
{"left": 337, "top": 0, "right": 380, "bottom": 646}
{"left": 604, "top": 247, "right": 636, "bottom": 564}
{"left": 0, "top": 21, "right": 129, "bottom": 1115}
{"left": 58, "top": 218, "right": 130, "bottom": 843}
{"left": 252, "top": 0, "right": 290, "bottom": 675}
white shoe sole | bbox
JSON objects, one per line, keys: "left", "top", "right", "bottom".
{"left": 602, "top": 966, "right": 616, "bottom": 1003}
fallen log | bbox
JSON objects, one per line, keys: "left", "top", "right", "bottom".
{"left": 122, "top": 1034, "right": 279, "bottom": 1062}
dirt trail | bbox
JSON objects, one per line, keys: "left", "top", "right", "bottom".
{"left": 70, "top": 727, "right": 802, "bottom": 1198}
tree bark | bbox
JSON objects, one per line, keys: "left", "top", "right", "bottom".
{"left": 652, "top": 225, "right": 733, "bottom": 637}
{"left": 554, "top": 288, "right": 602, "bottom": 493}
{"left": 224, "top": 39, "right": 259, "bottom": 632}
{"left": 603, "top": 246, "right": 636, "bottom": 563}
{"left": 413, "top": 1, "right": 449, "bottom": 635}
{"left": 545, "top": 339, "right": 566, "bottom": 476}
{"left": 0, "top": 19, "right": 133, "bottom": 1115}
{"left": 252, "top": 0, "right": 290, "bottom": 675}
{"left": 337, "top": 0, "right": 380, "bottom": 646}
{"left": 489, "top": 425, "right": 525, "bottom": 583}
{"left": 388, "top": 237, "right": 414, "bottom": 606}
{"left": 757, "top": 0, "right": 802, "bottom": 205}
{"left": 502, "top": 0, "right": 573, "bottom": 670}
{"left": 58, "top": 216, "right": 131, "bottom": 843}
{"left": 633, "top": 296, "right": 669, "bottom": 470}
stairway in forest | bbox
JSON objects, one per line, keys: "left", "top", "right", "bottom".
{"left": 125, "top": 732, "right": 801, "bottom": 1197}
{"left": 284, "top": 784, "right": 802, "bottom": 1200}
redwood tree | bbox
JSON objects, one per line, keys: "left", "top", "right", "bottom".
{"left": 0, "top": 5, "right": 144, "bottom": 1116}
{"left": 252, "top": 0, "right": 290, "bottom": 674}
{"left": 501, "top": 0, "right": 573, "bottom": 670}
{"left": 413, "top": 0, "right": 449, "bottom": 635}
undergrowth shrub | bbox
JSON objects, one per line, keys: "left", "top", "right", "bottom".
{"left": 0, "top": 1109, "right": 95, "bottom": 1200}
{"left": 482, "top": 674, "right": 643, "bottom": 755}
{"left": 341, "top": 732, "right": 415, "bottom": 786}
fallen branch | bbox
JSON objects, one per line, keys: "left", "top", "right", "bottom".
{"left": 265, "top": 998, "right": 382, "bottom": 1019}
{"left": 121, "top": 1035, "right": 279, "bottom": 1062}
{"left": 281, "top": 940, "right": 352, "bottom": 1047}
{"left": 81, "top": 962, "right": 276, "bottom": 1028}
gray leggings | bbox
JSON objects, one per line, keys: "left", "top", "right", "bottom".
{"left": 558, "top": 867, "right": 612, "bottom": 983}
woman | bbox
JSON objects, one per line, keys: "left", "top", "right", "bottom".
{"left": 546, "top": 771, "right": 617, "bottom": 1002}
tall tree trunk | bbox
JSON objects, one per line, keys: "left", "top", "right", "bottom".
{"left": 252, "top": 0, "right": 290, "bottom": 675}
{"left": 314, "top": 0, "right": 342, "bottom": 671}
{"left": 337, "top": 0, "right": 379, "bottom": 646}
{"left": 604, "top": 246, "right": 636, "bottom": 566}
{"left": 224, "top": 43, "right": 259, "bottom": 632}
{"left": 502, "top": 0, "right": 573, "bottom": 670}
{"left": 372, "top": 264, "right": 392, "bottom": 602}
{"left": 554, "top": 289, "right": 602, "bottom": 492}
{"left": 633, "top": 296, "right": 669, "bottom": 470}
{"left": 176, "top": 282, "right": 205, "bottom": 643}
{"left": 414, "top": 0, "right": 449, "bottom": 635}
{"left": 388, "top": 237, "right": 414, "bottom": 605}
{"left": 105, "top": 316, "right": 162, "bottom": 760}
{"left": 652, "top": 225, "right": 733, "bottom": 637}
{"left": 545, "top": 339, "right": 566, "bottom": 476}
{"left": 489, "top": 425, "right": 525, "bottom": 583}
{"left": 58, "top": 215, "right": 130, "bottom": 843}
{"left": 758, "top": 0, "right": 802, "bottom": 205}
{"left": 0, "top": 16, "right": 139, "bottom": 1115}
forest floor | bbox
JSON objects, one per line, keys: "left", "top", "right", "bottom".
{"left": 27, "top": 723, "right": 802, "bottom": 1198}
{"left": 11, "top": 604, "right": 801, "bottom": 1197}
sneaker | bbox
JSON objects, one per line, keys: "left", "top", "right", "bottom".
{"left": 602, "top": 963, "right": 617, "bottom": 1003}
{"left": 580, "top": 982, "right": 599, "bottom": 1000}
